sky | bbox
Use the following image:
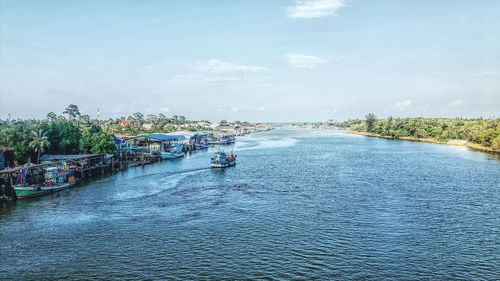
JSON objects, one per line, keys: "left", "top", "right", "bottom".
{"left": 1, "top": 0, "right": 499, "bottom": 122}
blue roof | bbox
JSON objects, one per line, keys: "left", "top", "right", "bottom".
{"left": 114, "top": 138, "right": 126, "bottom": 144}
{"left": 193, "top": 132, "right": 207, "bottom": 137}
{"left": 143, "top": 134, "right": 186, "bottom": 141}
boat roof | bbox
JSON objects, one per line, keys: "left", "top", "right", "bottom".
{"left": 0, "top": 163, "right": 50, "bottom": 174}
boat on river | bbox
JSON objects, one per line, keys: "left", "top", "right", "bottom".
{"left": 194, "top": 143, "right": 208, "bottom": 150}
{"left": 207, "top": 135, "right": 236, "bottom": 145}
{"left": 160, "top": 143, "right": 184, "bottom": 159}
{"left": 14, "top": 167, "right": 78, "bottom": 199}
{"left": 224, "top": 135, "right": 236, "bottom": 144}
{"left": 210, "top": 151, "right": 237, "bottom": 168}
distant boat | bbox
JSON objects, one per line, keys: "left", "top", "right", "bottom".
{"left": 160, "top": 144, "right": 184, "bottom": 159}
{"left": 207, "top": 139, "right": 227, "bottom": 145}
{"left": 207, "top": 135, "right": 236, "bottom": 145}
{"left": 14, "top": 167, "right": 78, "bottom": 199}
{"left": 194, "top": 143, "right": 208, "bottom": 150}
{"left": 211, "top": 151, "right": 237, "bottom": 168}
{"left": 224, "top": 135, "right": 236, "bottom": 144}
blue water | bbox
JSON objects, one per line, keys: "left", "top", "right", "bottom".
{"left": 1, "top": 128, "right": 499, "bottom": 280}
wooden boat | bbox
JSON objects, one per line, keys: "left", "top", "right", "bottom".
{"left": 211, "top": 151, "right": 236, "bottom": 168}
{"left": 194, "top": 143, "right": 208, "bottom": 150}
{"left": 14, "top": 167, "right": 78, "bottom": 199}
{"left": 160, "top": 144, "right": 184, "bottom": 159}
{"left": 207, "top": 135, "right": 235, "bottom": 145}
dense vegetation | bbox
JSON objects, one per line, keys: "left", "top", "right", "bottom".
{"left": 0, "top": 104, "right": 211, "bottom": 164}
{"left": 332, "top": 115, "right": 500, "bottom": 151}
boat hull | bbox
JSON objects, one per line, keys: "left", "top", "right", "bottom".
{"left": 195, "top": 144, "right": 208, "bottom": 150}
{"left": 14, "top": 181, "right": 78, "bottom": 199}
{"left": 211, "top": 161, "right": 236, "bottom": 168}
{"left": 208, "top": 141, "right": 226, "bottom": 145}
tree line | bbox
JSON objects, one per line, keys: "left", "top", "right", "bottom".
{"left": 332, "top": 114, "right": 500, "bottom": 151}
{"left": 0, "top": 104, "right": 211, "bottom": 164}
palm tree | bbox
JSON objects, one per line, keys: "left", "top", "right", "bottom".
{"left": 29, "top": 129, "right": 50, "bottom": 164}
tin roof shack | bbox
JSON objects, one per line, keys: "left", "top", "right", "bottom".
{"left": 119, "top": 134, "right": 185, "bottom": 164}
{"left": 0, "top": 147, "right": 15, "bottom": 170}
{"left": 165, "top": 131, "right": 194, "bottom": 144}
{"left": 39, "top": 154, "right": 111, "bottom": 180}
{"left": 142, "top": 134, "right": 186, "bottom": 151}
{"left": 115, "top": 135, "right": 158, "bottom": 163}
{"left": 168, "top": 131, "right": 208, "bottom": 150}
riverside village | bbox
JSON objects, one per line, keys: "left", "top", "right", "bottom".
{"left": 0, "top": 105, "right": 272, "bottom": 201}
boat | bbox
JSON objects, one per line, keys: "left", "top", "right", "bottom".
{"left": 207, "top": 135, "right": 235, "bottom": 145}
{"left": 14, "top": 167, "right": 78, "bottom": 199}
{"left": 160, "top": 143, "right": 185, "bottom": 159}
{"left": 193, "top": 132, "right": 208, "bottom": 150}
{"left": 211, "top": 151, "right": 237, "bottom": 168}
{"left": 207, "top": 137, "right": 227, "bottom": 145}
{"left": 224, "top": 135, "right": 236, "bottom": 144}
{"left": 194, "top": 143, "right": 208, "bottom": 150}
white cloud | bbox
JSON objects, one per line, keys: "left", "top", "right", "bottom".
{"left": 395, "top": 99, "right": 411, "bottom": 111}
{"left": 231, "top": 107, "right": 238, "bottom": 112}
{"left": 190, "top": 59, "right": 267, "bottom": 73}
{"left": 286, "top": 53, "right": 328, "bottom": 68}
{"left": 160, "top": 107, "right": 170, "bottom": 112}
{"left": 287, "top": 0, "right": 346, "bottom": 18}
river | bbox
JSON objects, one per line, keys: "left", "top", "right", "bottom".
{"left": 1, "top": 128, "right": 499, "bottom": 280}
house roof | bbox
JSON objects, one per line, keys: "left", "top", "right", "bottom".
{"left": 142, "top": 134, "right": 186, "bottom": 141}
{"left": 168, "top": 131, "right": 195, "bottom": 138}
{"left": 40, "top": 154, "right": 104, "bottom": 162}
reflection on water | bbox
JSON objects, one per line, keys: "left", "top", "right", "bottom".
{"left": 1, "top": 128, "right": 499, "bottom": 280}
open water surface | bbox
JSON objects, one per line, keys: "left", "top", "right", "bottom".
{"left": 1, "top": 128, "right": 499, "bottom": 280}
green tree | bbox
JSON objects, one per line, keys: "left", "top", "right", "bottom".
{"left": 63, "top": 104, "right": 81, "bottom": 119}
{"left": 90, "top": 133, "right": 116, "bottom": 154}
{"left": 365, "top": 113, "right": 377, "bottom": 132}
{"left": 46, "top": 112, "right": 57, "bottom": 122}
{"left": 29, "top": 129, "right": 50, "bottom": 164}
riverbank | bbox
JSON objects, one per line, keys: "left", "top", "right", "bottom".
{"left": 345, "top": 129, "right": 500, "bottom": 154}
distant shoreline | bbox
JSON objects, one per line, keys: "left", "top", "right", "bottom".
{"left": 343, "top": 129, "right": 500, "bottom": 154}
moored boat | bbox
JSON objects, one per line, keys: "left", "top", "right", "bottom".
{"left": 207, "top": 135, "right": 235, "bottom": 145}
{"left": 14, "top": 167, "right": 78, "bottom": 199}
{"left": 194, "top": 143, "right": 208, "bottom": 150}
{"left": 210, "top": 151, "right": 237, "bottom": 168}
{"left": 160, "top": 144, "right": 185, "bottom": 159}
{"left": 224, "top": 135, "right": 236, "bottom": 144}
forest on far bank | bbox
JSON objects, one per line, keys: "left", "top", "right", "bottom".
{"left": 332, "top": 115, "right": 500, "bottom": 151}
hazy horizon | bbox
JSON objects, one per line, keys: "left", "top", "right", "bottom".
{"left": 1, "top": 0, "right": 499, "bottom": 122}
